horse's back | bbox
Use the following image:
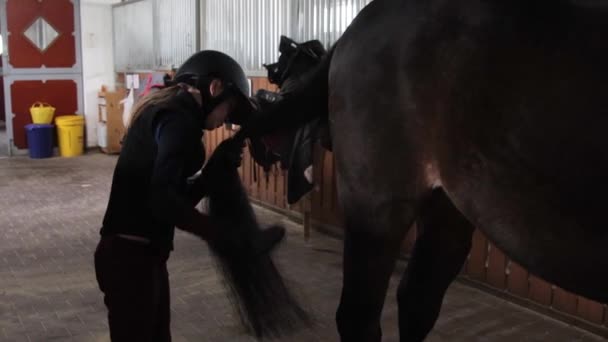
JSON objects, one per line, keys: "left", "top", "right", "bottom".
{"left": 331, "top": 0, "right": 608, "bottom": 301}
{"left": 432, "top": 0, "right": 608, "bottom": 230}
{"left": 334, "top": 0, "right": 608, "bottom": 229}
{"left": 430, "top": 1, "right": 608, "bottom": 300}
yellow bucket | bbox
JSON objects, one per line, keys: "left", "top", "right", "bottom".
{"left": 55, "top": 115, "right": 85, "bottom": 157}
{"left": 30, "top": 102, "right": 56, "bottom": 124}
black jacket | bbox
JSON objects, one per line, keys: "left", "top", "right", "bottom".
{"left": 101, "top": 90, "right": 206, "bottom": 252}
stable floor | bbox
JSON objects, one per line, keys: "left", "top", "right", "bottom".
{"left": 0, "top": 153, "right": 605, "bottom": 341}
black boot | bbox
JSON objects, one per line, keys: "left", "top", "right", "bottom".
{"left": 250, "top": 225, "right": 286, "bottom": 256}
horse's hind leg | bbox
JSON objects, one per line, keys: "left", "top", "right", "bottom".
{"left": 335, "top": 195, "right": 417, "bottom": 342}
{"left": 397, "top": 188, "right": 474, "bottom": 342}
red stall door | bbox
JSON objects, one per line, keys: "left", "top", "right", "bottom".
{"left": 7, "top": 0, "right": 76, "bottom": 69}
{"left": 4, "top": 0, "right": 81, "bottom": 149}
{"left": 10, "top": 80, "right": 78, "bottom": 148}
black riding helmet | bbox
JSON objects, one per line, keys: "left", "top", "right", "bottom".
{"left": 173, "top": 50, "right": 251, "bottom": 125}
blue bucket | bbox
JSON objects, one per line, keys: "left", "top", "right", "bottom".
{"left": 25, "top": 124, "right": 54, "bottom": 159}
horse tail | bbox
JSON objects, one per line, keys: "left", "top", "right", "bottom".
{"left": 235, "top": 47, "right": 334, "bottom": 141}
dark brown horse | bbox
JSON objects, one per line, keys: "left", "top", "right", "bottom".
{"left": 234, "top": 1, "right": 608, "bottom": 340}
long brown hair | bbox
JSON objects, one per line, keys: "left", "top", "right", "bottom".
{"left": 127, "top": 85, "right": 180, "bottom": 129}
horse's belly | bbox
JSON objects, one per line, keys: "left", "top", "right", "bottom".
{"left": 440, "top": 154, "right": 608, "bottom": 302}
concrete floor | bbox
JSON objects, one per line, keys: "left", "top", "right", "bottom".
{"left": 0, "top": 153, "right": 605, "bottom": 341}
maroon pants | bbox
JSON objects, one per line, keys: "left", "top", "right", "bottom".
{"left": 94, "top": 236, "right": 171, "bottom": 342}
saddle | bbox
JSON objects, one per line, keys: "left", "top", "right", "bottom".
{"left": 246, "top": 36, "right": 332, "bottom": 205}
